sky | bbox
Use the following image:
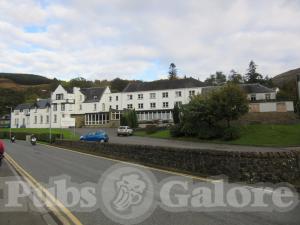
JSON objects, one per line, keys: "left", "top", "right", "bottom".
{"left": 0, "top": 0, "right": 300, "bottom": 81}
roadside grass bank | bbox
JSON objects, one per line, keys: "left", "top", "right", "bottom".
{"left": 0, "top": 128, "right": 79, "bottom": 142}
{"left": 135, "top": 124, "right": 300, "bottom": 147}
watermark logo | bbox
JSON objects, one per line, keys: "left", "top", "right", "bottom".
{"left": 99, "top": 163, "right": 157, "bottom": 225}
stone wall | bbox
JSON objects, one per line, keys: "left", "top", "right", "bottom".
{"left": 238, "top": 112, "right": 300, "bottom": 124}
{"left": 54, "top": 140, "right": 300, "bottom": 184}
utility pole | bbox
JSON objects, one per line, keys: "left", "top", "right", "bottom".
{"left": 6, "top": 106, "right": 12, "bottom": 139}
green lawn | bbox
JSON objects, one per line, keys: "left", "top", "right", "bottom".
{"left": 0, "top": 128, "right": 79, "bottom": 140}
{"left": 135, "top": 124, "right": 300, "bottom": 147}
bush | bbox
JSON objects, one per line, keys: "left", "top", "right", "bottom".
{"left": 197, "top": 126, "right": 223, "bottom": 139}
{"left": 0, "top": 131, "right": 60, "bottom": 143}
{"left": 145, "top": 125, "right": 160, "bottom": 134}
{"left": 222, "top": 127, "right": 241, "bottom": 141}
{"left": 170, "top": 124, "right": 184, "bottom": 137}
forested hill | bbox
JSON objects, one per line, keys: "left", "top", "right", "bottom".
{"left": 0, "top": 73, "right": 52, "bottom": 85}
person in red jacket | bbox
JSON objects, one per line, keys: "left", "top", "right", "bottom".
{"left": 0, "top": 139, "right": 4, "bottom": 167}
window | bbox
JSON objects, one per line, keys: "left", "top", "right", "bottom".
{"left": 34, "top": 107, "right": 37, "bottom": 113}
{"left": 138, "top": 94, "right": 143, "bottom": 100}
{"left": 175, "top": 101, "right": 182, "bottom": 106}
{"left": 94, "top": 104, "right": 97, "bottom": 111}
{"left": 175, "top": 91, "right": 182, "bottom": 97}
{"left": 53, "top": 104, "right": 57, "bottom": 111}
{"left": 265, "top": 93, "right": 271, "bottom": 100}
{"left": 127, "top": 94, "right": 133, "bottom": 100}
{"left": 116, "top": 105, "right": 119, "bottom": 110}
{"left": 150, "top": 103, "right": 156, "bottom": 109}
{"left": 93, "top": 96, "right": 98, "bottom": 100}
{"left": 116, "top": 96, "right": 119, "bottom": 101}
{"left": 102, "top": 103, "right": 105, "bottom": 111}
{"left": 46, "top": 115, "right": 49, "bottom": 124}
{"left": 163, "top": 102, "right": 169, "bottom": 108}
{"left": 40, "top": 116, "right": 43, "bottom": 124}
{"left": 54, "top": 115, "right": 57, "bottom": 123}
{"left": 80, "top": 95, "right": 82, "bottom": 101}
{"left": 251, "top": 94, "right": 256, "bottom": 101}
{"left": 61, "top": 103, "right": 65, "bottom": 111}
{"left": 56, "top": 94, "right": 64, "bottom": 100}
{"left": 138, "top": 103, "right": 143, "bottom": 109}
{"left": 162, "top": 92, "right": 168, "bottom": 98}
{"left": 79, "top": 104, "right": 82, "bottom": 110}
{"left": 189, "top": 90, "right": 195, "bottom": 96}
{"left": 150, "top": 93, "right": 156, "bottom": 99}
{"left": 34, "top": 116, "right": 37, "bottom": 124}
{"left": 110, "top": 105, "right": 112, "bottom": 109}
{"left": 109, "top": 96, "right": 112, "bottom": 102}
{"left": 127, "top": 104, "right": 133, "bottom": 109}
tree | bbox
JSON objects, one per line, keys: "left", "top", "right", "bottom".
{"left": 172, "top": 104, "right": 180, "bottom": 124}
{"left": 121, "top": 109, "right": 138, "bottom": 128}
{"left": 168, "top": 63, "right": 178, "bottom": 80}
{"left": 110, "top": 78, "right": 130, "bottom": 92}
{"left": 228, "top": 70, "right": 243, "bottom": 84}
{"left": 210, "top": 84, "right": 249, "bottom": 128}
{"left": 204, "top": 71, "right": 226, "bottom": 86}
{"left": 245, "top": 60, "right": 263, "bottom": 83}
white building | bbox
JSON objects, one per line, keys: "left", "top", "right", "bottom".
{"left": 11, "top": 78, "right": 294, "bottom": 128}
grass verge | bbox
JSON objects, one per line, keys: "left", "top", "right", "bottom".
{"left": 135, "top": 124, "right": 300, "bottom": 147}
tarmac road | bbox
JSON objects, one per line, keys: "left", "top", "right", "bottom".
{"left": 3, "top": 139, "right": 300, "bottom": 225}
{"left": 75, "top": 128, "right": 289, "bottom": 152}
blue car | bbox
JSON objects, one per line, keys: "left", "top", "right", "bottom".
{"left": 80, "top": 131, "right": 109, "bottom": 143}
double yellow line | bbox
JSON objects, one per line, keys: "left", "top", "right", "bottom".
{"left": 5, "top": 153, "right": 84, "bottom": 225}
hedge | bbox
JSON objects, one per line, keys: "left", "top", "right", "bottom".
{"left": 0, "top": 131, "right": 61, "bottom": 143}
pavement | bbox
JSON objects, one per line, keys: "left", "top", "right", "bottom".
{"left": 74, "top": 128, "right": 291, "bottom": 152}
{"left": 0, "top": 157, "right": 57, "bottom": 225}
{"left": 3, "top": 139, "right": 300, "bottom": 225}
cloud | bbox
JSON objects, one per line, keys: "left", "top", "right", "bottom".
{"left": 0, "top": 0, "right": 300, "bottom": 81}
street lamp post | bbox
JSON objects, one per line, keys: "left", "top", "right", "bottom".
{"left": 6, "top": 106, "right": 12, "bottom": 139}
{"left": 49, "top": 93, "right": 52, "bottom": 143}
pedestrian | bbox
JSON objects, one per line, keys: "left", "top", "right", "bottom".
{"left": 0, "top": 139, "right": 5, "bottom": 167}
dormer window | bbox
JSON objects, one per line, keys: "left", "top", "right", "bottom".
{"left": 94, "top": 96, "right": 97, "bottom": 100}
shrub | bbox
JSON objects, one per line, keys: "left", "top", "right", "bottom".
{"left": 222, "top": 127, "right": 241, "bottom": 141}
{"left": 197, "top": 126, "right": 223, "bottom": 139}
{"left": 145, "top": 124, "right": 160, "bottom": 134}
{"left": 170, "top": 124, "right": 184, "bottom": 137}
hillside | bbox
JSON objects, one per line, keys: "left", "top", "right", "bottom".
{"left": 0, "top": 73, "right": 52, "bottom": 86}
{"left": 272, "top": 68, "right": 300, "bottom": 88}
{"left": 271, "top": 68, "right": 300, "bottom": 100}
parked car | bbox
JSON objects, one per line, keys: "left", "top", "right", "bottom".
{"left": 80, "top": 131, "right": 109, "bottom": 142}
{"left": 117, "top": 126, "right": 133, "bottom": 136}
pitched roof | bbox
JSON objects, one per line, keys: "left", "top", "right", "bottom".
{"left": 202, "top": 83, "right": 275, "bottom": 95}
{"left": 122, "top": 78, "right": 204, "bottom": 92}
{"left": 14, "top": 103, "right": 33, "bottom": 110}
{"left": 80, "top": 87, "right": 106, "bottom": 103}
{"left": 240, "top": 83, "right": 275, "bottom": 93}
{"left": 34, "top": 99, "right": 50, "bottom": 109}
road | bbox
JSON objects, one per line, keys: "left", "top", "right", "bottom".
{"left": 3, "top": 140, "right": 300, "bottom": 225}
{"left": 75, "top": 128, "right": 289, "bottom": 152}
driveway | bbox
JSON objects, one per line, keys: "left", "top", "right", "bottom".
{"left": 73, "top": 128, "right": 289, "bottom": 152}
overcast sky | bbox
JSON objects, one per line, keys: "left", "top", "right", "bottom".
{"left": 0, "top": 0, "right": 300, "bottom": 81}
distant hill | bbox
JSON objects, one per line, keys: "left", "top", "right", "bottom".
{"left": 272, "top": 68, "right": 300, "bottom": 88}
{"left": 0, "top": 73, "right": 52, "bottom": 86}
{"left": 272, "top": 68, "right": 300, "bottom": 100}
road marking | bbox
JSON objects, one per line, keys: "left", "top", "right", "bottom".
{"left": 39, "top": 143, "right": 220, "bottom": 183}
{"left": 5, "top": 153, "right": 84, "bottom": 225}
